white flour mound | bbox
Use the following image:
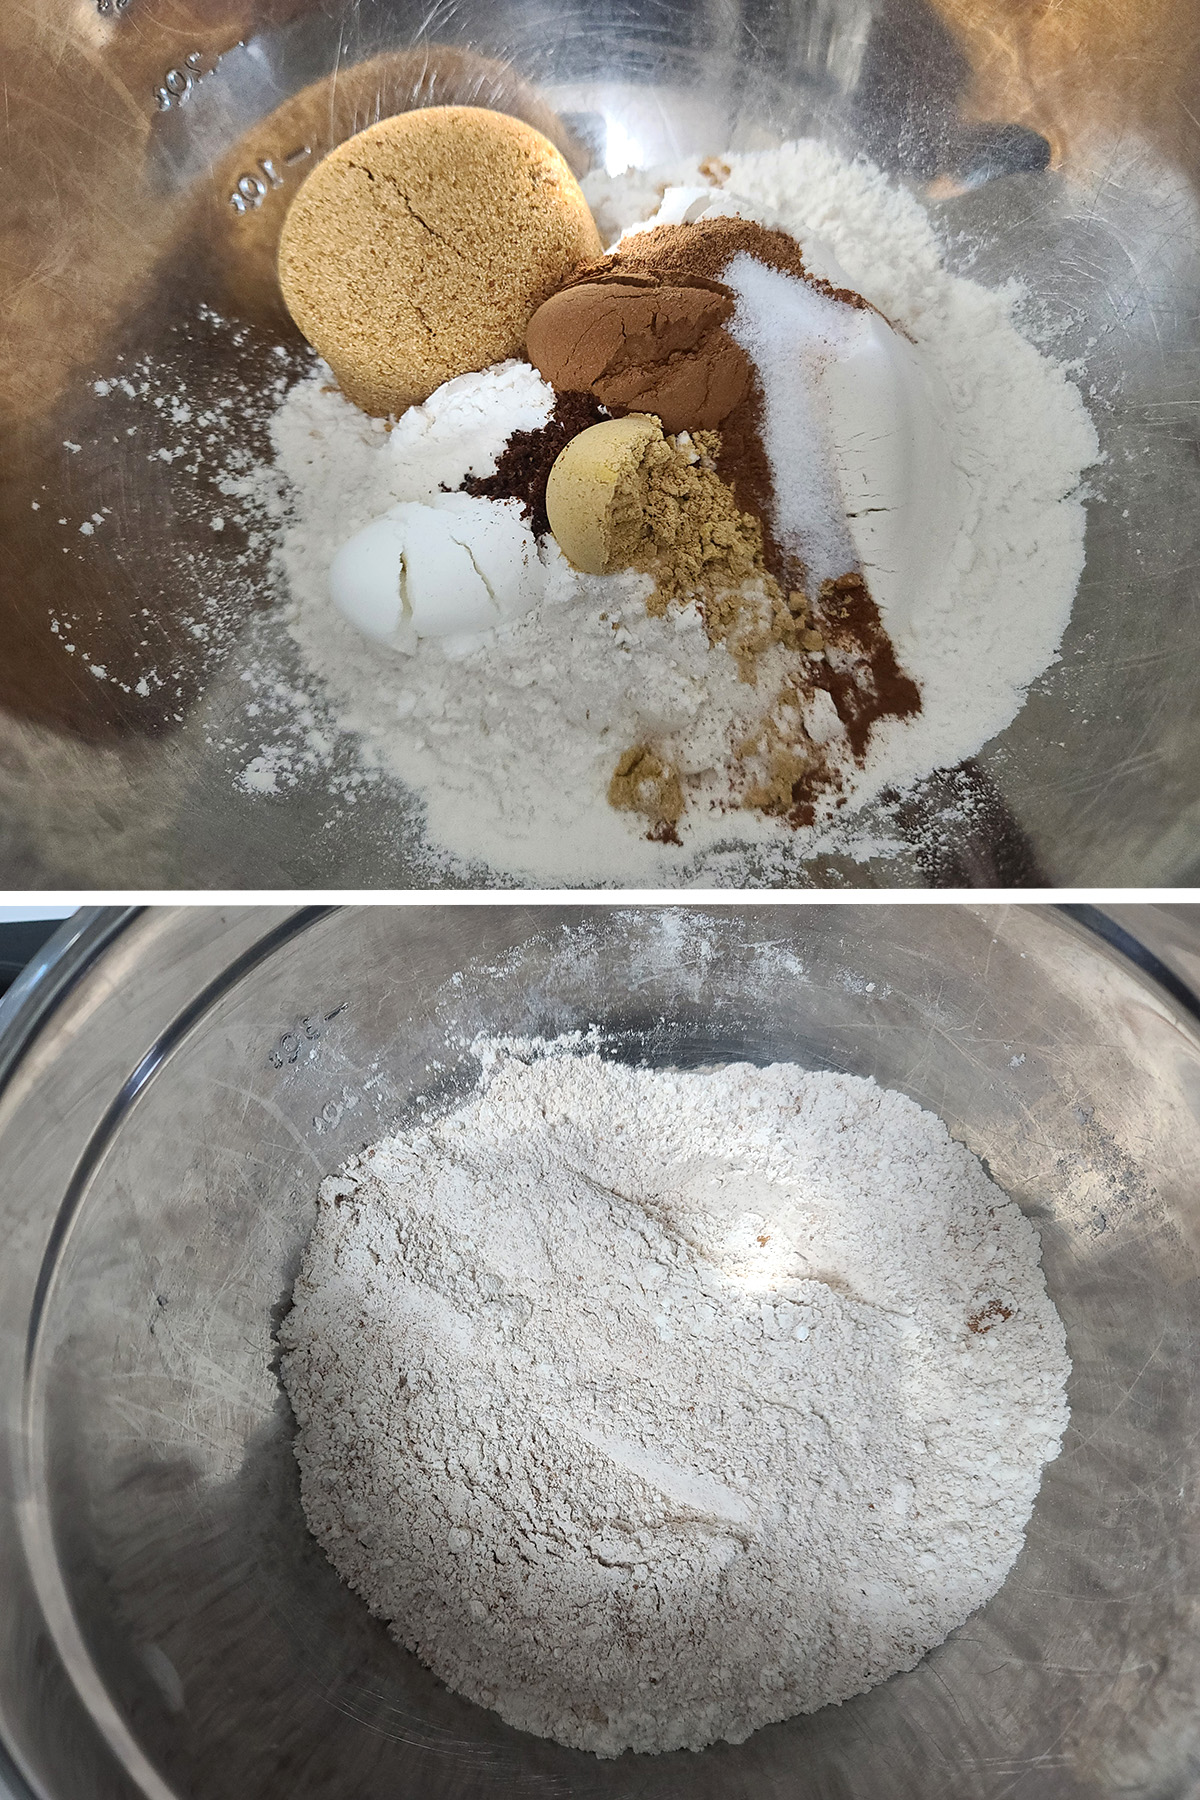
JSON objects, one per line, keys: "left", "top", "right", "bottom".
{"left": 243, "top": 138, "right": 1098, "bottom": 885}
{"left": 280, "top": 1049, "right": 1071, "bottom": 1758}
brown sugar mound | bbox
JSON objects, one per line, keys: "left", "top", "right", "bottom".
{"left": 200, "top": 48, "right": 593, "bottom": 337}
{"left": 278, "top": 105, "right": 602, "bottom": 416}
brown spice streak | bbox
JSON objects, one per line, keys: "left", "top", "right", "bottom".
{"left": 592, "top": 217, "right": 872, "bottom": 309}
{"left": 712, "top": 378, "right": 797, "bottom": 590}
{"left": 812, "top": 572, "right": 922, "bottom": 761}
{"left": 967, "top": 1299, "right": 1014, "bottom": 1335}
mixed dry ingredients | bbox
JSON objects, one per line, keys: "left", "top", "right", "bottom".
{"left": 66, "top": 101, "right": 1097, "bottom": 885}
{"left": 280, "top": 1044, "right": 1071, "bottom": 1756}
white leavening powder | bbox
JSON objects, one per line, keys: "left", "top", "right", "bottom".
{"left": 280, "top": 1048, "right": 1071, "bottom": 1757}
{"left": 722, "top": 248, "right": 862, "bottom": 584}
{"left": 240, "top": 138, "right": 1098, "bottom": 886}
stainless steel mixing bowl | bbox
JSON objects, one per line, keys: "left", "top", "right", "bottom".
{"left": 3, "top": 0, "right": 1199, "bottom": 886}
{"left": 1, "top": 902, "right": 1199, "bottom": 1800}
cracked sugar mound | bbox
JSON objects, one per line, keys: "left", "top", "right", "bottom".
{"left": 277, "top": 105, "right": 602, "bottom": 417}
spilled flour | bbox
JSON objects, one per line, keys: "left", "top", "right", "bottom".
{"left": 226, "top": 137, "right": 1098, "bottom": 884}
{"left": 280, "top": 1047, "right": 1071, "bottom": 1756}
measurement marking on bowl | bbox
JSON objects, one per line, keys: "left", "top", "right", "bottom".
{"left": 155, "top": 51, "right": 204, "bottom": 111}
{"left": 313, "top": 1087, "right": 360, "bottom": 1132}
{"left": 231, "top": 150, "right": 310, "bottom": 213}
{"left": 269, "top": 1017, "right": 322, "bottom": 1068}
{"left": 267, "top": 1003, "right": 347, "bottom": 1067}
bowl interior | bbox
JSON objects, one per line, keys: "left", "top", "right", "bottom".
{"left": 3, "top": 0, "right": 1200, "bottom": 885}
{"left": 6, "top": 904, "right": 1200, "bottom": 1799}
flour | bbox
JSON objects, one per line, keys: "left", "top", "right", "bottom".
{"left": 280, "top": 1048, "right": 1070, "bottom": 1757}
{"left": 68, "top": 142, "right": 1100, "bottom": 883}
{"left": 232, "top": 138, "right": 1098, "bottom": 885}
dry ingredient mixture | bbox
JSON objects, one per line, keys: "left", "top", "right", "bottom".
{"left": 214, "top": 136, "right": 1098, "bottom": 882}
{"left": 280, "top": 1046, "right": 1071, "bottom": 1758}
{"left": 68, "top": 127, "right": 1100, "bottom": 884}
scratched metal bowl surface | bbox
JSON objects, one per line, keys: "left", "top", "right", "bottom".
{"left": 0, "top": 902, "right": 1199, "bottom": 1800}
{"left": 2, "top": 0, "right": 1199, "bottom": 887}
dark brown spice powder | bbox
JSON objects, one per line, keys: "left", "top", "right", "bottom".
{"left": 967, "top": 1299, "right": 1014, "bottom": 1335}
{"left": 460, "top": 390, "right": 606, "bottom": 536}
{"left": 811, "top": 572, "right": 922, "bottom": 761}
